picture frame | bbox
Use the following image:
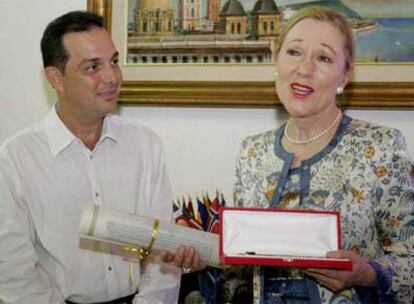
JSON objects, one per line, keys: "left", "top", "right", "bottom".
{"left": 87, "top": 0, "right": 414, "bottom": 108}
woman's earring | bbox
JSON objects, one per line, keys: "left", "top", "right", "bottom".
{"left": 336, "top": 86, "right": 344, "bottom": 95}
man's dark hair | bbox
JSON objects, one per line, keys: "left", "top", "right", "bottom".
{"left": 40, "top": 11, "right": 104, "bottom": 71}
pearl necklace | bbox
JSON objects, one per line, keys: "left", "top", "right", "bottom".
{"left": 284, "top": 110, "right": 342, "bottom": 145}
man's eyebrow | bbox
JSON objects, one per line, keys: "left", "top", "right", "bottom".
{"left": 79, "top": 57, "right": 100, "bottom": 67}
{"left": 78, "top": 52, "right": 119, "bottom": 67}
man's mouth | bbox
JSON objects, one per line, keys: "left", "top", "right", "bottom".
{"left": 98, "top": 87, "right": 119, "bottom": 99}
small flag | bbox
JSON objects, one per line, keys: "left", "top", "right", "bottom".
{"left": 175, "top": 200, "right": 188, "bottom": 225}
{"left": 220, "top": 191, "right": 226, "bottom": 207}
{"left": 187, "top": 196, "right": 195, "bottom": 219}
{"left": 184, "top": 196, "right": 204, "bottom": 230}
{"left": 173, "top": 191, "right": 227, "bottom": 234}
{"left": 207, "top": 192, "right": 220, "bottom": 234}
{"left": 172, "top": 199, "right": 180, "bottom": 213}
{"left": 197, "top": 197, "right": 209, "bottom": 231}
{"left": 203, "top": 192, "right": 211, "bottom": 212}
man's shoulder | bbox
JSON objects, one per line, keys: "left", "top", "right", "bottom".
{"left": 0, "top": 121, "right": 46, "bottom": 158}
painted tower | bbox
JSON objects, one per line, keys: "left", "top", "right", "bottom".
{"left": 178, "top": 0, "right": 202, "bottom": 32}
{"left": 134, "top": 0, "right": 174, "bottom": 36}
{"left": 251, "top": 0, "right": 281, "bottom": 38}
{"left": 207, "top": 0, "right": 221, "bottom": 29}
{"left": 219, "top": 0, "right": 247, "bottom": 35}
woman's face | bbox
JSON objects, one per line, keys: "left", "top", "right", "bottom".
{"left": 276, "top": 18, "right": 351, "bottom": 118}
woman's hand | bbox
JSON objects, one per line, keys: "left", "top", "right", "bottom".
{"left": 304, "top": 249, "right": 377, "bottom": 292}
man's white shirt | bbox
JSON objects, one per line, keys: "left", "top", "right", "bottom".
{"left": 0, "top": 107, "right": 180, "bottom": 304}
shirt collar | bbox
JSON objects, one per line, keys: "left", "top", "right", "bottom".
{"left": 45, "top": 105, "right": 119, "bottom": 157}
{"left": 101, "top": 115, "right": 118, "bottom": 144}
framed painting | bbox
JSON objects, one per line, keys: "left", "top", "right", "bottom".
{"left": 88, "top": 0, "right": 414, "bottom": 108}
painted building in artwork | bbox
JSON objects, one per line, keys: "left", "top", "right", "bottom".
{"left": 128, "top": 0, "right": 275, "bottom": 64}
{"left": 207, "top": 0, "right": 222, "bottom": 30}
{"left": 251, "top": 0, "right": 281, "bottom": 39}
{"left": 219, "top": 0, "right": 247, "bottom": 35}
{"left": 127, "top": 36, "right": 272, "bottom": 64}
{"left": 134, "top": 0, "right": 174, "bottom": 36}
{"left": 178, "top": 0, "right": 202, "bottom": 32}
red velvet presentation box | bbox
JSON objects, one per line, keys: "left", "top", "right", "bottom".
{"left": 219, "top": 207, "right": 352, "bottom": 270}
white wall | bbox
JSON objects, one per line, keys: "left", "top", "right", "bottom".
{"left": 1, "top": 0, "right": 413, "bottom": 204}
{"left": 0, "top": 0, "right": 86, "bottom": 141}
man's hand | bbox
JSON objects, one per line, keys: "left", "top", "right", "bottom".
{"left": 304, "top": 249, "right": 377, "bottom": 293}
{"left": 157, "top": 244, "right": 206, "bottom": 273}
{"left": 173, "top": 245, "right": 206, "bottom": 273}
{"left": 156, "top": 220, "right": 207, "bottom": 273}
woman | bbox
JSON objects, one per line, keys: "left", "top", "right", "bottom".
{"left": 234, "top": 6, "right": 413, "bottom": 304}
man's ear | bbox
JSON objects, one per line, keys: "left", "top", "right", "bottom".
{"left": 45, "top": 66, "right": 64, "bottom": 93}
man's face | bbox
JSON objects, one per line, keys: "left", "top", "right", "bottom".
{"left": 58, "top": 27, "right": 122, "bottom": 122}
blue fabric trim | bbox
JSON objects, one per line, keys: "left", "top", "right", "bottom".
{"left": 300, "top": 165, "right": 311, "bottom": 200}
{"left": 368, "top": 259, "right": 395, "bottom": 304}
{"left": 270, "top": 126, "right": 293, "bottom": 208}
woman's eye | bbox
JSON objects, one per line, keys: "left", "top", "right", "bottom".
{"left": 318, "top": 55, "right": 332, "bottom": 63}
{"left": 111, "top": 58, "right": 119, "bottom": 65}
{"left": 286, "top": 49, "right": 300, "bottom": 56}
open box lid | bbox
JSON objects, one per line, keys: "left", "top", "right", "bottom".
{"left": 219, "top": 207, "right": 352, "bottom": 270}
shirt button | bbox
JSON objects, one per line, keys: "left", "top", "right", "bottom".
{"left": 108, "top": 266, "right": 112, "bottom": 271}
{"left": 95, "top": 192, "right": 99, "bottom": 197}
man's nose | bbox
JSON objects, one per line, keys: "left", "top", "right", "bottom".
{"left": 102, "top": 64, "right": 117, "bottom": 84}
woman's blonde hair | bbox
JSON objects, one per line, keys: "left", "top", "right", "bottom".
{"left": 276, "top": 6, "right": 355, "bottom": 71}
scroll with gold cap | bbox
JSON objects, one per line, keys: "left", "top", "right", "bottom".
{"left": 79, "top": 204, "right": 220, "bottom": 267}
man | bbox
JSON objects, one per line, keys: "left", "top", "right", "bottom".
{"left": 0, "top": 11, "right": 200, "bottom": 304}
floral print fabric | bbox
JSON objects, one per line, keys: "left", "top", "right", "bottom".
{"left": 234, "top": 115, "right": 414, "bottom": 304}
